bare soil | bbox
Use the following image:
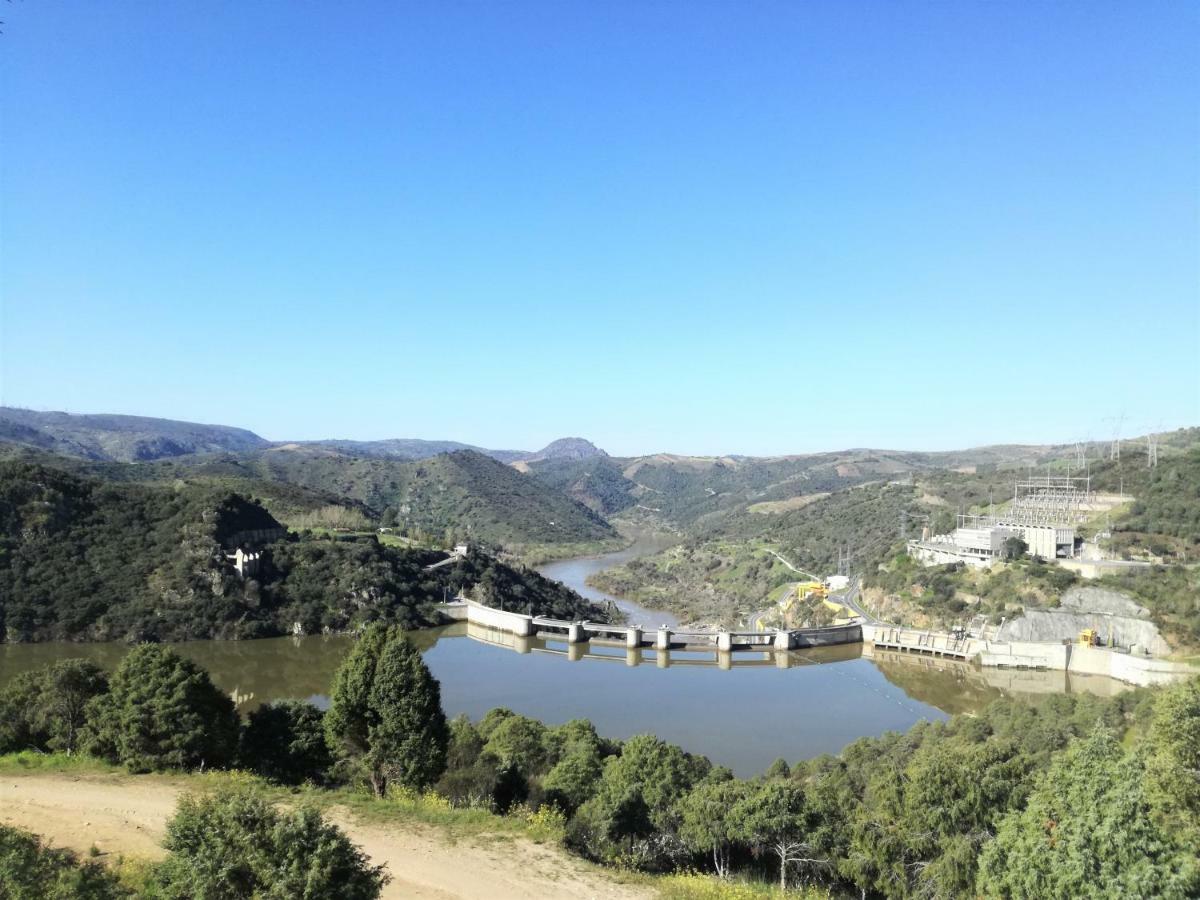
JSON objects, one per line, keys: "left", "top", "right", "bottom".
{"left": 0, "top": 773, "right": 649, "bottom": 900}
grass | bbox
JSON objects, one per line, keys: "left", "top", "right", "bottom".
{"left": 656, "top": 873, "right": 831, "bottom": 899}
{"left": 0, "top": 750, "right": 119, "bottom": 775}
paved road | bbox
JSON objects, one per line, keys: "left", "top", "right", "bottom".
{"left": 829, "top": 577, "right": 874, "bottom": 622}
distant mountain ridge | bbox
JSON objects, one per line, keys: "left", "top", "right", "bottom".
{"left": 0, "top": 408, "right": 605, "bottom": 465}
{"left": 0, "top": 408, "right": 270, "bottom": 462}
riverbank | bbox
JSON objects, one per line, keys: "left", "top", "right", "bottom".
{"left": 538, "top": 530, "right": 683, "bottom": 627}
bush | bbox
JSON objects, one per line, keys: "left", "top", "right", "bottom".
{"left": 155, "top": 789, "right": 387, "bottom": 899}
{"left": 83, "top": 645, "right": 239, "bottom": 772}
{"left": 240, "top": 700, "right": 332, "bottom": 785}
{"left": 0, "top": 824, "right": 127, "bottom": 899}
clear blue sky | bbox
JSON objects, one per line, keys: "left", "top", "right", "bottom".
{"left": 2, "top": 1, "right": 1197, "bottom": 456}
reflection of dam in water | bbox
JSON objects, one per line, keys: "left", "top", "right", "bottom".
{"left": 447, "top": 620, "right": 1133, "bottom": 713}
{"left": 451, "top": 620, "right": 863, "bottom": 669}
{"left": 864, "top": 645, "right": 1130, "bottom": 715}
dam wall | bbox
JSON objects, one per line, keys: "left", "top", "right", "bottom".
{"left": 442, "top": 600, "right": 1194, "bottom": 686}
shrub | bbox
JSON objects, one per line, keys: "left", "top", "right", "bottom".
{"left": 240, "top": 700, "right": 332, "bottom": 785}
{"left": 83, "top": 645, "right": 238, "bottom": 772}
{"left": 0, "top": 824, "right": 127, "bottom": 900}
{"left": 155, "top": 789, "right": 387, "bottom": 899}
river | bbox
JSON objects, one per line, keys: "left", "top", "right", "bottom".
{"left": 0, "top": 537, "right": 1130, "bottom": 777}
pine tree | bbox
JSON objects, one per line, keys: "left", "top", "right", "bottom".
{"left": 325, "top": 624, "right": 449, "bottom": 796}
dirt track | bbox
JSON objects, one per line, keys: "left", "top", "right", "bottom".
{"left": 0, "top": 773, "right": 649, "bottom": 899}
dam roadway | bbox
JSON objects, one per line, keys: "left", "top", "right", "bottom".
{"left": 442, "top": 597, "right": 864, "bottom": 654}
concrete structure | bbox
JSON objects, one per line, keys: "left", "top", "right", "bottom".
{"left": 441, "top": 598, "right": 864, "bottom": 655}
{"left": 859, "top": 621, "right": 1195, "bottom": 688}
{"left": 226, "top": 547, "right": 262, "bottom": 578}
{"left": 424, "top": 544, "right": 471, "bottom": 572}
{"left": 439, "top": 595, "right": 1195, "bottom": 687}
{"left": 909, "top": 474, "right": 1091, "bottom": 568}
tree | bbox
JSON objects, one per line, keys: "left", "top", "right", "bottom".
{"left": 240, "top": 701, "right": 332, "bottom": 785}
{"left": 325, "top": 624, "right": 449, "bottom": 796}
{"left": 730, "top": 781, "right": 822, "bottom": 891}
{"left": 571, "top": 734, "right": 710, "bottom": 867}
{"left": 156, "top": 789, "right": 387, "bottom": 899}
{"left": 82, "top": 645, "right": 238, "bottom": 772}
{"left": 0, "top": 825, "right": 127, "bottom": 900}
{"left": 763, "top": 757, "right": 791, "bottom": 780}
{"left": 0, "top": 671, "right": 43, "bottom": 753}
{"left": 0, "top": 660, "right": 108, "bottom": 755}
{"left": 481, "top": 713, "right": 548, "bottom": 775}
{"left": 1002, "top": 536, "right": 1028, "bottom": 559}
{"left": 1146, "top": 676, "right": 1200, "bottom": 824}
{"left": 677, "top": 778, "right": 750, "bottom": 879}
{"left": 543, "top": 745, "right": 604, "bottom": 815}
{"left": 977, "top": 727, "right": 1200, "bottom": 898}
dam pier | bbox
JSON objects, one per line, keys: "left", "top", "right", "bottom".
{"left": 442, "top": 597, "right": 1196, "bottom": 686}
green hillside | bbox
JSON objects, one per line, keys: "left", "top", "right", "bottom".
{"left": 242, "top": 448, "right": 619, "bottom": 549}
{"left": 592, "top": 482, "right": 926, "bottom": 625}
{"left": 0, "top": 461, "right": 602, "bottom": 643}
{"left": 39, "top": 447, "right": 621, "bottom": 553}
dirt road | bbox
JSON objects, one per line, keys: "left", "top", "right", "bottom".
{"left": 0, "top": 773, "right": 650, "bottom": 899}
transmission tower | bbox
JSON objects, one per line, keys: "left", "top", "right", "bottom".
{"left": 1146, "top": 431, "right": 1159, "bottom": 468}
{"left": 1104, "top": 414, "right": 1126, "bottom": 461}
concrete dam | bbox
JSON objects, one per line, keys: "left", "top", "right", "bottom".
{"left": 441, "top": 598, "right": 1196, "bottom": 687}
{"left": 441, "top": 598, "right": 861, "bottom": 654}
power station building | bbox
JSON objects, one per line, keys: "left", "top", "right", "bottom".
{"left": 908, "top": 475, "right": 1087, "bottom": 568}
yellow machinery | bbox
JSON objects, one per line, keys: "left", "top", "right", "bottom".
{"left": 797, "top": 581, "right": 827, "bottom": 601}
{"left": 1079, "top": 628, "right": 1099, "bottom": 646}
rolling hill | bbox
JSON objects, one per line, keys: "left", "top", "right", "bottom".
{"left": 0, "top": 408, "right": 270, "bottom": 462}
{"left": 117, "top": 445, "right": 620, "bottom": 551}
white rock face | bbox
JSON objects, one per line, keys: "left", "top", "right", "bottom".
{"left": 1060, "top": 586, "right": 1150, "bottom": 619}
{"left": 997, "top": 608, "right": 1170, "bottom": 657}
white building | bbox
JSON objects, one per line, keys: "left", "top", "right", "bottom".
{"left": 908, "top": 475, "right": 1085, "bottom": 568}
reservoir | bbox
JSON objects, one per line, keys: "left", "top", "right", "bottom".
{"left": 0, "top": 536, "right": 1130, "bottom": 777}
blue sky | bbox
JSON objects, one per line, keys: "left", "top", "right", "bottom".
{"left": 2, "top": 1, "right": 1196, "bottom": 456}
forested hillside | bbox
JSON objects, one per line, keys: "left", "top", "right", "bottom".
{"left": 0, "top": 462, "right": 602, "bottom": 642}
{"left": 20, "top": 446, "right": 622, "bottom": 553}
{"left": 593, "top": 482, "right": 927, "bottom": 625}
{"left": 243, "top": 448, "right": 619, "bottom": 549}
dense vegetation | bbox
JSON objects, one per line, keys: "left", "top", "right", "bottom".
{"left": 0, "top": 824, "right": 127, "bottom": 899}
{"left": 2, "top": 635, "right": 1196, "bottom": 898}
{"left": 0, "top": 461, "right": 603, "bottom": 642}
{"left": 1090, "top": 447, "right": 1200, "bottom": 557}
{"left": 593, "top": 483, "right": 924, "bottom": 624}
{"left": 187, "top": 447, "right": 619, "bottom": 548}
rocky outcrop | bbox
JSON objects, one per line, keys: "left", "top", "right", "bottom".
{"left": 1060, "top": 586, "right": 1150, "bottom": 619}
{"left": 998, "top": 604, "right": 1171, "bottom": 657}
